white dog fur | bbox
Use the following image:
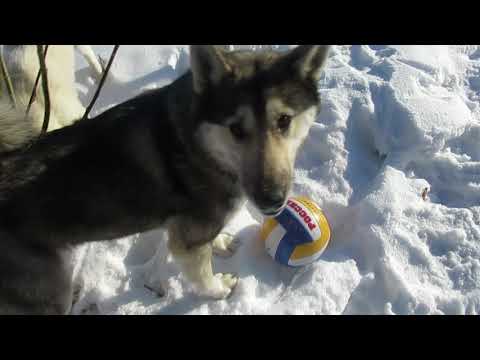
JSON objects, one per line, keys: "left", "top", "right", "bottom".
{"left": 0, "top": 45, "right": 104, "bottom": 151}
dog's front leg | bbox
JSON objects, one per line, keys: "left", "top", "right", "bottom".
{"left": 212, "top": 233, "right": 241, "bottom": 257}
{"left": 167, "top": 218, "right": 238, "bottom": 299}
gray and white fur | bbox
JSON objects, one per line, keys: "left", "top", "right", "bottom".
{"left": 0, "top": 45, "right": 329, "bottom": 314}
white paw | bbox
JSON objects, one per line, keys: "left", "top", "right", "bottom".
{"left": 199, "top": 273, "right": 238, "bottom": 300}
{"left": 212, "top": 233, "right": 240, "bottom": 258}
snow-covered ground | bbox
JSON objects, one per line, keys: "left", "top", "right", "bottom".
{"left": 70, "top": 45, "right": 480, "bottom": 315}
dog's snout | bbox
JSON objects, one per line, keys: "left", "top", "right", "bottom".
{"left": 255, "top": 189, "right": 287, "bottom": 215}
{"left": 268, "top": 194, "right": 286, "bottom": 210}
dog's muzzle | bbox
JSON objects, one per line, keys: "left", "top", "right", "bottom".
{"left": 257, "top": 198, "right": 287, "bottom": 217}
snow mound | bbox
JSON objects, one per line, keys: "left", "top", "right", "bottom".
{"left": 71, "top": 45, "right": 480, "bottom": 315}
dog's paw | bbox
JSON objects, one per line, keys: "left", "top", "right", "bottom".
{"left": 212, "top": 233, "right": 240, "bottom": 258}
{"left": 144, "top": 283, "right": 166, "bottom": 298}
{"left": 80, "top": 303, "right": 100, "bottom": 315}
{"left": 72, "top": 282, "right": 83, "bottom": 306}
{"left": 200, "top": 273, "right": 238, "bottom": 300}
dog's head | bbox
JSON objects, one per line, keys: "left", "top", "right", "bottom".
{"left": 191, "top": 45, "right": 329, "bottom": 216}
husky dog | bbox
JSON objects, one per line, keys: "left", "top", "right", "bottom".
{"left": 0, "top": 45, "right": 105, "bottom": 152}
{"left": 0, "top": 45, "right": 330, "bottom": 314}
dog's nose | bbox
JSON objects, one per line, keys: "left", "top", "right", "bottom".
{"left": 268, "top": 197, "right": 286, "bottom": 211}
{"left": 256, "top": 191, "right": 287, "bottom": 215}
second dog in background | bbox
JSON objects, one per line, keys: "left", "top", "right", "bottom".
{"left": 0, "top": 45, "right": 105, "bottom": 152}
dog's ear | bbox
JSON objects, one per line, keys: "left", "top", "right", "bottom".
{"left": 282, "top": 45, "right": 330, "bottom": 83}
{"left": 190, "top": 45, "right": 231, "bottom": 94}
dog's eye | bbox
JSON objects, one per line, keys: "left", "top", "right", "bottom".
{"left": 230, "top": 122, "right": 247, "bottom": 141}
{"left": 277, "top": 114, "right": 292, "bottom": 133}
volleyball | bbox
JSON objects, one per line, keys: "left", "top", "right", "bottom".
{"left": 259, "top": 196, "right": 331, "bottom": 267}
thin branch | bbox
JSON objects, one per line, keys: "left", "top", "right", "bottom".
{"left": 26, "top": 45, "right": 49, "bottom": 117}
{"left": 37, "top": 45, "right": 51, "bottom": 135}
{"left": 82, "top": 45, "right": 120, "bottom": 121}
{"left": 0, "top": 50, "right": 17, "bottom": 108}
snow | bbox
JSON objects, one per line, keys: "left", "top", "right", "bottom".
{"left": 70, "top": 45, "right": 480, "bottom": 315}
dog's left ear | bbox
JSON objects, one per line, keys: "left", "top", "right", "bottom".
{"left": 190, "top": 45, "right": 231, "bottom": 94}
{"left": 283, "top": 45, "right": 330, "bottom": 83}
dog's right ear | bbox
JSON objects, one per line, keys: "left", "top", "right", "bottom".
{"left": 190, "top": 45, "right": 231, "bottom": 94}
{"left": 282, "top": 45, "right": 330, "bottom": 83}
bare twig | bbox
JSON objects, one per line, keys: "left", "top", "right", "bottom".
{"left": 0, "top": 50, "right": 17, "bottom": 108}
{"left": 36, "top": 45, "right": 51, "bottom": 135}
{"left": 82, "top": 45, "right": 120, "bottom": 121}
{"left": 26, "top": 45, "right": 49, "bottom": 117}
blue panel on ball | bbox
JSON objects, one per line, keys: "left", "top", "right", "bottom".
{"left": 274, "top": 232, "right": 297, "bottom": 265}
{"left": 275, "top": 208, "right": 313, "bottom": 246}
